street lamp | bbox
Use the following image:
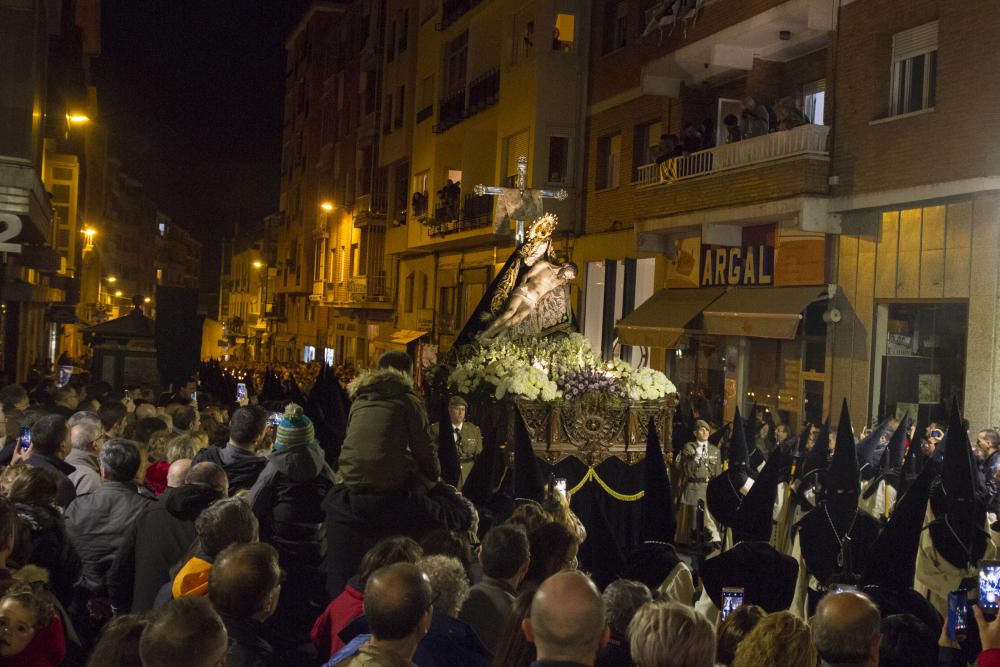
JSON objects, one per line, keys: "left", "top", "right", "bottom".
{"left": 114, "top": 290, "right": 123, "bottom": 297}
{"left": 252, "top": 260, "right": 263, "bottom": 269}
{"left": 66, "top": 113, "right": 91, "bottom": 125}
{"left": 320, "top": 201, "right": 334, "bottom": 212}
{"left": 106, "top": 276, "right": 116, "bottom": 284}
{"left": 143, "top": 296, "right": 151, "bottom": 303}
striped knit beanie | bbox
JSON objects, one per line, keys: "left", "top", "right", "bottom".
{"left": 275, "top": 403, "right": 315, "bottom": 449}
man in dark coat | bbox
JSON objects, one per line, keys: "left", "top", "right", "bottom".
{"left": 24, "top": 414, "right": 76, "bottom": 508}
{"left": 108, "top": 462, "right": 228, "bottom": 613}
{"left": 193, "top": 405, "right": 269, "bottom": 494}
{"left": 65, "top": 439, "right": 154, "bottom": 593}
{"left": 209, "top": 543, "right": 282, "bottom": 667}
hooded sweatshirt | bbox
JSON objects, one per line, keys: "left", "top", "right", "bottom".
{"left": 338, "top": 367, "right": 438, "bottom": 492}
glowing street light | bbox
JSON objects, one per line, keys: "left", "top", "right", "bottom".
{"left": 320, "top": 201, "right": 334, "bottom": 212}
{"left": 106, "top": 276, "right": 117, "bottom": 283}
{"left": 143, "top": 297, "right": 151, "bottom": 303}
{"left": 252, "top": 260, "right": 264, "bottom": 269}
{"left": 114, "top": 290, "right": 123, "bottom": 297}
{"left": 67, "top": 113, "right": 91, "bottom": 124}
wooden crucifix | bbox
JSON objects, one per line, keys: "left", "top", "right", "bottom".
{"left": 474, "top": 156, "right": 568, "bottom": 241}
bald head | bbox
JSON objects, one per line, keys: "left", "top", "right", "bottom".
{"left": 814, "top": 591, "right": 881, "bottom": 666}
{"left": 364, "top": 562, "right": 433, "bottom": 641}
{"left": 526, "top": 570, "right": 609, "bottom": 663}
{"left": 166, "top": 459, "right": 192, "bottom": 488}
{"left": 185, "top": 462, "right": 229, "bottom": 496}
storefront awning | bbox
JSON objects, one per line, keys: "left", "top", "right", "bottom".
{"left": 616, "top": 287, "right": 725, "bottom": 349}
{"left": 703, "top": 286, "right": 827, "bottom": 339}
{"left": 375, "top": 329, "right": 428, "bottom": 346}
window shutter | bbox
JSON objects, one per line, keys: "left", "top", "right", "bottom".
{"left": 892, "top": 21, "right": 938, "bottom": 61}
{"left": 506, "top": 130, "right": 530, "bottom": 178}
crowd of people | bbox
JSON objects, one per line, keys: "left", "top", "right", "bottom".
{"left": 0, "top": 350, "right": 998, "bottom": 666}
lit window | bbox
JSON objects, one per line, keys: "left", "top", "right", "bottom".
{"left": 324, "top": 347, "right": 335, "bottom": 366}
{"left": 303, "top": 345, "right": 316, "bottom": 362}
{"left": 553, "top": 14, "right": 575, "bottom": 52}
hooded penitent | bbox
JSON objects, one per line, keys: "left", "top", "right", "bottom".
{"left": 701, "top": 541, "right": 798, "bottom": 613}
{"left": 640, "top": 417, "right": 676, "bottom": 544}
{"left": 795, "top": 400, "right": 881, "bottom": 590}
{"left": 856, "top": 418, "right": 892, "bottom": 482}
{"left": 733, "top": 448, "right": 781, "bottom": 544}
{"left": 707, "top": 408, "right": 749, "bottom": 528}
{"left": 927, "top": 398, "right": 989, "bottom": 570}
{"left": 861, "top": 452, "right": 938, "bottom": 590}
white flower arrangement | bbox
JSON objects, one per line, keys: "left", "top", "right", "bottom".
{"left": 449, "top": 333, "right": 675, "bottom": 404}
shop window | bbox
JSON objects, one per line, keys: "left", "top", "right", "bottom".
{"left": 324, "top": 347, "right": 335, "bottom": 366}
{"left": 890, "top": 22, "right": 937, "bottom": 116}
{"left": 583, "top": 257, "right": 655, "bottom": 364}
{"left": 874, "top": 302, "right": 967, "bottom": 423}
{"left": 553, "top": 13, "right": 575, "bottom": 51}
{"left": 303, "top": 345, "right": 316, "bottom": 363}
{"left": 595, "top": 132, "right": 621, "bottom": 190}
{"left": 547, "top": 136, "right": 569, "bottom": 184}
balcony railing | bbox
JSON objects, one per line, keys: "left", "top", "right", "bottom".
{"left": 433, "top": 67, "right": 500, "bottom": 133}
{"left": 635, "top": 124, "right": 831, "bottom": 187}
{"left": 416, "top": 105, "right": 434, "bottom": 123}
{"left": 325, "top": 275, "right": 389, "bottom": 305}
{"left": 429, "top": 193, "right": 494, "bottom": 236}
{"left": 435, "top": 89, "right": 466, "bottom": 133}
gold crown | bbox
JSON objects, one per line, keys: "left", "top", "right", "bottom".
{"left": 526, "top": 213, "right": 557, "bottom": 241}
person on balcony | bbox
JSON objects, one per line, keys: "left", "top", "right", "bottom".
{"left": 652, "top": 134, "right": 683, "bottom": 164}
{"left": 774, "top": 97, "right": 810, "bottom": 131}
{"left": 723, "top": 114, "right": 743, "bottom": 144}
{"left": 740, "top": 97, "right": 770, "bottom": 138}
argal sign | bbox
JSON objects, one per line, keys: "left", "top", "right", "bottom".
{"left": 700, "top": 245, "right": 774, "bottom": 287}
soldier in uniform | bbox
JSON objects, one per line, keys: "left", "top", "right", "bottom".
{"left": 428, "top": 396, "right": 483, "bottom": 488}
{"left": 674, "top": 419, "right": 722, "bottom": 548}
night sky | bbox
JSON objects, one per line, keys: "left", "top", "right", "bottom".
{"left": 95, "top": 0, "right": 313, "bottom": 292}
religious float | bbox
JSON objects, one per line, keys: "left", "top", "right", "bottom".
{"left": 439, "top": 158, "right": 679, "bottom": 466}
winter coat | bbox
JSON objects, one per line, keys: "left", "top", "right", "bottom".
{"left": 311, "top": 578, "right": 365, "bottom": 660}
{"left": 108, "top": 484, "right": 224, "bottom": 613}
{"left": 250, "top": 440, "right": 337, "bottom": 641}
{"left": 193, "top": 443, "right": 267, "bottom": 494}
{"left": 65, "top": 480, "right": 153, "bottom": 591}
{"left": 220, "top": 612, "right": 276, "bottom": 667}
{"left": 64, "top": 448, "right": 102, "bottom": 496}
{"left": 338, "top": 368, "right": 439, "bottom": 492}
{"left": 10, "top": 502, "right": 80, "bottom": 606}
{"left": 23, "top": 453, "right": 76, "bottom": 509}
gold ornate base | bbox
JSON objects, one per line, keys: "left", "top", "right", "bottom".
{"left": 515, "top": 393, "right": 678, "bottom": 466}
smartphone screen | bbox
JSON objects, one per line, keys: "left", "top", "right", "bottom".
{"left": 236, "top": 383, "right": 247, "bottom": 403}
{"left": 190, "top": 391, "right": 198, "bottom": 403}
{"left": 17, "top": 428, "right": 31, "bottom": 453}
{"left": 980, "top": 561, "right": 1000, "bottom": 616}
{"left": 57, "top": 366, "right": 73, "bottom": 388}
{"left": 555, "top": 478, "right": 568, "bottom": 499}
{"left": 948, "top": 590, "right": 968, "bottom": 640}
{"left": 267, "top": 412, "right": 282, "bottom": 427}
{"left": 721, "top": 587, "right": 744, "bottom": 621}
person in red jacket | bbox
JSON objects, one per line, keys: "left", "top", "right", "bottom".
{"left": 311, "top": 536, "right": 423, "bottom": 661}
{"left": 974, "top": 605, "right": 1000, "bottom": 667}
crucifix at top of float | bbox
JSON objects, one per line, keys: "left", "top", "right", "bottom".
{"left": 473, "top": 155, "right": 568, "bottom": 244}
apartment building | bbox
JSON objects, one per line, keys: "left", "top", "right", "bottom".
{"left": 826, "top": 0, "right": 1000, "bottom": 429}
{"left": 387, "top": 0, "right": 592, "bottom": 354}
{"left": 591, "top": 0, "right": 1000, "bottom": 430}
